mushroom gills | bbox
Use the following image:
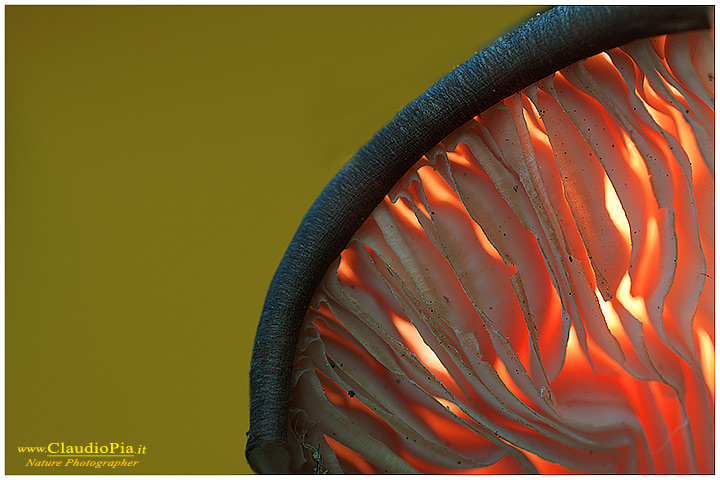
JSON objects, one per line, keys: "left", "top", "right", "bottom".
{"left": 289, "top": 30, "right": 714, "bottom": 474}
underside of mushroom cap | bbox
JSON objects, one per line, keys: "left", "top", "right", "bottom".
{"left": 287, "top": 29, "right": 714, "bottom": 474}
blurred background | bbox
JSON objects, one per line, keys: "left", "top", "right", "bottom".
{"left": 6, "top": 5, "right": 541, "bottom": 474}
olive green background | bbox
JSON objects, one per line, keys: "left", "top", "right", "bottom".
{"left": 6, "top": 5, "right": 540, "bottom": 474}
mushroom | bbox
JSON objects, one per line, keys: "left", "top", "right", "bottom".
{"left": 247, "top": 6, "right": 714, "bottom": 474}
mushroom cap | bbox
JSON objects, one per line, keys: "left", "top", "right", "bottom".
{"left": 247, "top": 5, "right": 713, "bottom": 474}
